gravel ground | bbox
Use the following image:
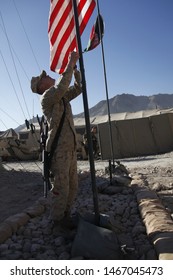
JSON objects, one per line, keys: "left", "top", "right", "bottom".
{"left": 1, "top": 152, "right": 173, "bottom": 216}
{"left": 0, "top": 152, "right": 173, "bottom": 260}
{"left": 1, "top": 152, "right": 173, "bottom": 224}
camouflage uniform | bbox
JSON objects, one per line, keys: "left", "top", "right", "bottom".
{"left": 41, "top": 65, "right": 82, "bottom": 221}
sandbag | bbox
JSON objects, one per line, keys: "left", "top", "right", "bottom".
{"left": 81, "top": 212, "right": 118, "bottom": 231}
{"left": 71, "top": 218, "right": 121, "bottom": 260}
{"left": 98, "top": 184, "right": 124, "bottom": 195}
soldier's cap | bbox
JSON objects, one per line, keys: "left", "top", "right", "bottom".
{"left": 31, "top": 70, "right": 47, "bottom": 93}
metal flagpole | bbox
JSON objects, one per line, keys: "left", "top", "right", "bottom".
{"left": 95, "top": 0, "right": 115, "bottom": 183}
{"left": 72, "top": 0, "right": 100, "bottom": 225}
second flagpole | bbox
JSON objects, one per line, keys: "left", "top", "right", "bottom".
{"left": 95, "top": 0, "right": 115, "bottom": 183}
{"left": 72, "top": 0, "right": 100, "bottom": 225}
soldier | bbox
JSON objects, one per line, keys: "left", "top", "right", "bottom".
{"left": 31, "top": 52, "right": 82, "bottom": 230}
{"left": 90, "top": 126, "right": 99, "bottom": 158}
{"left": 82, "top": 126, "right": 99, "bottom": 159}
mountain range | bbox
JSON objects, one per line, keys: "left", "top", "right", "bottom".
{"left": 13, "top": 93, "right": 173, "bottom": 132}
{"left": 74, "top": 93, "right": 173, "bottom": 118}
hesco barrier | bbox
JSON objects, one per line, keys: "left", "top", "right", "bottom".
{"left": 98, "top": 112, "right": 173, "bottom": 159}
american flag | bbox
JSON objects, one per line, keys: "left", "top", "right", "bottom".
{"left": 48, "top": 0, "right": 96, "bottom": 74}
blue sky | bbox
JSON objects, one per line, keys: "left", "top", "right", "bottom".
{"left": 0, "top": 0, "right": 173, "bottom": 131}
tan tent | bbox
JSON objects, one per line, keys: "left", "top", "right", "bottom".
{"left": 0, "top": 128, "right": 17, "bottom": 140}
{"left": 98, "top": 113, "right": 173, "bottom": 159}
{"left": 74, "top": 108, "right": 173, "bottom": 160}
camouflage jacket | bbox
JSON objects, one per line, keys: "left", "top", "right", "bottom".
{"left": 41, "top": 65, "right": 82, "bottom": 152}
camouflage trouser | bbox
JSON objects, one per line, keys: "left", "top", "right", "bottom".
{"left": 49, "top": 147, "right": 78, "bottom": 221}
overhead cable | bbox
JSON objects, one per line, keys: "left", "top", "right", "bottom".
{"left": 13, "top": 0, "right": 41, "bottom": 72}
{"left": 0, "top": 11, "right": 31, "bottom": 121}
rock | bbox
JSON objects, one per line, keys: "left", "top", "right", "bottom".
{"left": 112, "top": 175, "right": 132, "bottom": 186}
{"left": 25, "top": 203, "right": 45, "bottom": 218}
{"left": 23, "top": 228, "right": 32, "bottom": 237}
{"left": 0, "top": 223, "right": 12, "bottom": 244}
{"left": 58, "top": 252, "right": 70, "bottom": 260}
{"left": 54, "top": 236, "right": 65, "bottom": 247}
{"left": 9, "top": 243, "right": 23, "bottom": 251}
{"left": 31, "top": 244, "right": 42, "bottom": 253}
{"left": 23, "top": 241, "right": 32, "bottom": 253}
{"left": 0, "top": 244, "right": 9, "bottom": 251}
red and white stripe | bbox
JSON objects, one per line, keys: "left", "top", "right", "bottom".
{"left": 48, "top": 0, "right": 96, "bottom": 74}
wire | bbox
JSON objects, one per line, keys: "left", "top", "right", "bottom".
{"left": 0, "top": 11, "right": 31, "bottom": 121}
{"left": 12, "top": 0, "right": 42, "bottom": 106}
{"left": 0, "top": 119, "right": 8, "bottom": 130}
{"left": 0, "top": 3, "right": 42, "bottom": 174}
{"left": 13, "top": 0, "right": 41, "bottom": 73}
{"left": 0, "top": 49, "right": 26, "bottom": 120}
{"left": 0, "top": 21, "right": 41, "bottom": 106}
{"left": 0, "top": 22, "right": 30, "bottom": 81}
{"left": 0, "top": 107, "right": 21, "bottom": 126}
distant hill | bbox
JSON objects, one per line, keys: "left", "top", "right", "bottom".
{"left": 14, "top": 93, "right": 173, "bottom": 131}
{"left": 74, "top": 93, "right": 173, "bottom": 118}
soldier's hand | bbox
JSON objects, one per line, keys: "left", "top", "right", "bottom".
{"left": 73, "top": 68, "right": 81, "bottom": 84}
{"left": 69, "top": 51, "right": 79, "bottom": 68}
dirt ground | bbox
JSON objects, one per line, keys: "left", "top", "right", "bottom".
{"left": 0, "top": 163, "right": 43, "bottom": 223}
{"left": 0, "top": 151, "right": 173, "bottom": 223}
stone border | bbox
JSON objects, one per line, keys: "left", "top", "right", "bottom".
{"left": 1, "top": 176, "right": 173, "bottom": 260}
{"left": 132, "top": 175, "right": 173, "bottom": 260}
{"left": 0, "top": 197, "right": 47, "bottom": 244}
